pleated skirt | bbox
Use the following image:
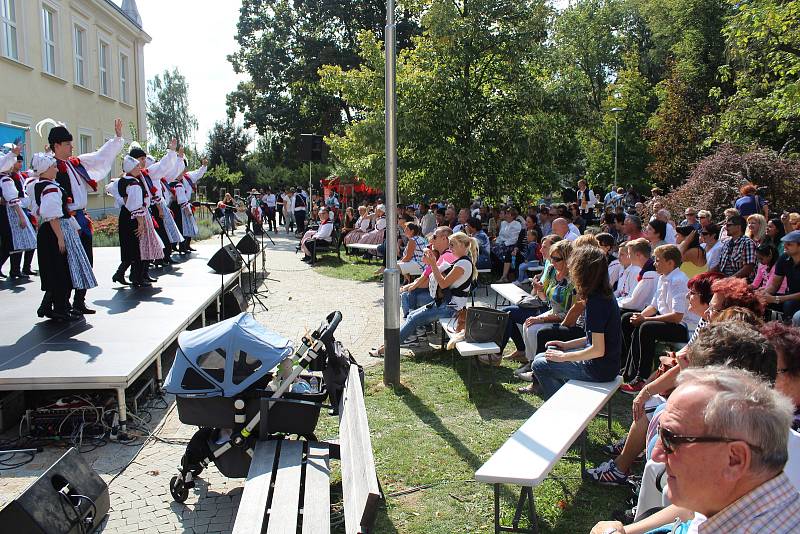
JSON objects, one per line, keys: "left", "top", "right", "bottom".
{"left": 139, "top": 215, "right": 165, "bottom": 261}
{"left": 61, "top": 218, "right": 97, "bottom": 290}
{"left": 161, "top": 203, "right": 184, "bottom": 244}
{"left": 7, "top": 204, "right": 36, "bottom": 251}
{"left": 180, "top": 204, "right": 199, "bottom": 238}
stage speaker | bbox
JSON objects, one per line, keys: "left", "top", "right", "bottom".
{"left": 207, "top": 244, "right": 243, "bottom": 274}
{"left": 0, "top": 447, "right": 109, "bottom": 534}
{"left": 223, "top": 286, "right": 247, "bottom": 317}
{"left": 236, "top": 232, "right": 260, "bottom": 255}
{"left": 299, "top": 133, "right": 328, "bottom": 163}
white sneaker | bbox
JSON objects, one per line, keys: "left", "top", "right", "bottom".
{"left": 518, "top": 371, "right": 536, "bottom": 382}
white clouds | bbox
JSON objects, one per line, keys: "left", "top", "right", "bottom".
{"left": 137, "top": 0, "right": 248, "bottom": 150}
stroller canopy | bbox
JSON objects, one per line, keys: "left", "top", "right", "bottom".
{"left": 164, "top": 312, "right": 293, "bottom": 398}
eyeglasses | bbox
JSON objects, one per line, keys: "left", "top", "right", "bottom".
{"left": 657, "top": 425, "right": 760, "bottom": 455}
{"left": 550, "top": 256, "right": 564, "bottom": 263}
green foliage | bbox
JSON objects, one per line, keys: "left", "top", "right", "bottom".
{"left": 206, "top": 120, "right": 251, "bottom": 173}
{"left": 146, "top": 68, "right": 199, "bottom": 148}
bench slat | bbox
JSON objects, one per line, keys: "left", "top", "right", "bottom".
{"left": 490, "top": 283, "right": 530, "bottom": 306}
{"left": 339, "top": 365, "right": 381, "bottom": 534}
{"left": 266, "top": 440, "right": 304, "bottom": 534}
{"left": 302, "top": 443, "right": 332, "bottom": 534}
{"left": 232, "top": 440, "right": 278, "bottom": 534}
{"left": 455, "top": 340, "right": 500, "bottom": 357}
{"left": 475, "top": 377, "right": 622, "bottom": 486}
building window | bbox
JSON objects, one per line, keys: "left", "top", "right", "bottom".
{"left": 119, "top": 52, "right": 129, "bottom": 103}
{"left": 41, "top": 5, "right": 57, "bottom": 75}
{"left": 73, "top": 25, "right": 88, "bottom": 86}
{"left": 79, "top": 133, "right": 92, "bottom": 155}
{"left": 1, "top": 0, "right": 18, "bottom": 61}
{"left": 98, "top": 39, "right": 109, "bottom": 95}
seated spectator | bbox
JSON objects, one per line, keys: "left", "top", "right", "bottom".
{"left": 679, "top": 208, "right": 701, "bottom": 231}
{"left": 645, "top": 219, "right": 668, "bottom": 250}
{"left": 675, "top": 226, "right": 707, "bottom": 278}
{"left": 586, "top": 271, "right": 724, "bottom": 486}
{"left": 344, "top": 205, "right": 371, "bottom": 245}
{"left": 782, "top": 211, "right": 800, "bottom": 234}
{"left": 624, "top": 214, "right": 644, "bottom": 241}
{"left": 487, "top": 207, "right": 501, "bottom": 239}
{"left": 735, "top": 182, "right": 769, "bottom": 217}
{"left": 618, "top": 239, "right": 658, "bottom": 313}
{"left": 538, "top": 205, "right": 553, "bottom": 237}
{"left": 569, "top": 202, "right": 587, "bottom": 233}
{"left": 764, "top": 217, "right": 786, "bottom": 255}
{"left": 764, "top": 321, "right": 800, "bottom": 432}
{"left": 700, "top": 223, "right": 723, "bottom": 271}
{"left": 370, "top": 231, "right": 477, "bottom": 357}
{"left": 590, "top": 366, "right": 798, "bottom": 534}
{"left": 491, "top": 209, "right": 523, "bottom": 282}
{"left": 420, "top": 203, "right": 437, "bottom": 236}
{"left": 530, "top": 246, "right": 621, "bottom": 399}
{"left": 715, "top": 214, "right": 757, "bottom": 282}
{"left": 397, "top": 223, "right": 427, "bottom": 282}
{"left": 514, "top": 228, "right": 541, "bottom": 285}
{"left": 762, "top": 230, "right": 800, "bottom": 326}
{"left": 300, "top": 208, "right": 334, "bottom": 262}
{"left": 614, "top": 241, "right": 635, "bottom": 299}
{"left": 697, "top": 209, "right": 713, "bottom": 231}
{"left": 497, "top": 234, "right": 563, "bottom": 364}
{"left": 621, "top": 245, "right": 698, "bottom": 393}
{"left": 746, "top": 213, "right": 767, "bottom": 245}
{"left": 358, "top": 204, "right": 387, "bottom": 245}
{"left": 552, "top": 217, "right": 579, "bottom": 241}
{"left": 464, "top": 217, "right": 490, "bottom": 270}
{"left": 656, "top": 209, "right": 677, "bottom": 244}
{"left": 341, "top": 206, "right": 356, "bottom": 233}
{"left": 597, "top": 233, "right": 623, "bottom": 290}
{"left": 398, "top": 226, "right": 454, "bottom": 320}
{"left": 752, "top": 244, "right": 787, "bottom": 294}
{"left": 709, "top": 276, "right": 766, "bottom": 321}
{"left": 452, "top": 207, "right": 470, "bottom": 233}
{"left": 718, "top": 207, "right": 741, "bottom": 241}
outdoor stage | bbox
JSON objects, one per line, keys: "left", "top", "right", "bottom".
{"left": 0, "top": 239, "right": 258, "bottom": 429}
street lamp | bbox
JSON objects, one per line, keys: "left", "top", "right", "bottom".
{"left": 611, "top": 107, "right": 623, "bottom": 190}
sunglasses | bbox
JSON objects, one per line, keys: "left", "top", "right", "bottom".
{"left": 657, "top": 425, "right": 760, "bottom": 454}
{"left": 550, "top": 256, "right": 564, "bottom": 262}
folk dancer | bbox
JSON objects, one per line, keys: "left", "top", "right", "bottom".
{"left": 31, "top": 152, "right": 97, "bottom": 321}
{"left": 118, "top": 156, "right": 164, "bottom": 287}
{"left": 168, "top": 156, "right": 207, "bottom": 253}
{"left": 0, "top": 148, "right": 36, "bottom": 279}
{"left": 36, "top": 118, "right": 124, "bottom": 314}
{"left": 133, "top": 140, "right": 177, "bottom": 268}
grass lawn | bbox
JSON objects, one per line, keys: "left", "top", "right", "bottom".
{"left": 316, "top": 350, "right": 637, "bottom": 533}
{"left": 312, "top": 250, "right": 385, "bottom": 282}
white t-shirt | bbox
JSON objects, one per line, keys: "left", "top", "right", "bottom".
{"left": 429, "top": 257, "right": 473, "bottom": 309}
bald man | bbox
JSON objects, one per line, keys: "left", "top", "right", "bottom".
{"left": 552, "top": 218, "right": 579, "bottom": 241}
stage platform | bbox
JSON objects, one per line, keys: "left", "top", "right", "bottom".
{"left": 0, "top": 238, "right": 257, "bottom": 427}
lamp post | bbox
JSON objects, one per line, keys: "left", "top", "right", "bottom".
{"left": 383, "top": 0, "right": 401, "bottom": 386}
{"left": 611, "top": 107, "right": 623, "bottom": 190}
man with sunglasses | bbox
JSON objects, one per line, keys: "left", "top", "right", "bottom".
{"left": 592, "top": 366, "right": 799, "bottom": 534}
{"left": 714, "top": 215, "right": 757, "bottom": 282}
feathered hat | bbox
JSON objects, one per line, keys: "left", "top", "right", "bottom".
{"left": 35, "top": 118, "right": 72, "bottom": 146}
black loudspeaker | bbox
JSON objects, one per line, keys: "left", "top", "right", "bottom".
{"left": 0, "top": 447, "right": 109, "bottom": 534}
{"left": 223, "top": 286, "right": 247, "bottom": 317}
{"left": 236, "top": 232, "right": 260, "bottom": 255}
{"left": 207, "top": 244, "right": 243, "bottom": 274}
{"left": 299, "top": 134, "right": 328, "bottom": 163}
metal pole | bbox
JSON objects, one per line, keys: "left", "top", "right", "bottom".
{"left": 383, "top": 0, "right": 401, "bottom": 386}
{"left": 614, "top": 117, "right": 619, "bottom": 190}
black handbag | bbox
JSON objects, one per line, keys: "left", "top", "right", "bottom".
{"left": 464, "top": 307, "right": 509, "bottom": 345}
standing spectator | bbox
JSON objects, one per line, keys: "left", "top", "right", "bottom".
{"left": 420, "top": 203, "right": 437, "bottom": 236}
{"left": 762, "top": 230, "right": 800, "bottom": 326}
{"left": 576, "top": 179, "right": 597, "bottom": 223}
{"left": 263, "top": 188, "right": 277, "bottom": 232}
{"left": 697, "top": 209, "right": 713, "bottom": 231}
{"left": 679, "top": 208, "right": 702, "bottom": 231}
{"left": 492, "top": 209, "right": 523, "bottom": 282}
{"left": 569, "top": 203, "right": 587, "bottom": 234}
{"left": 617, "top": 239, "right": 658, "bottom": 312}
{"left": 746, "top": 213, "right": 767, "bottom": 245}
{"left": 465, "top": 217, "right": 491, "bottom": 270}
{"left": 621, "top": 245, "right": 697, "bottom": 393}
{"left": 282, "top": 189, "right": 296, "bottom": 233}
{"left": 293, "top": 187, "right": 308, "bottom": 235}
{"left": 701, "top": 223, "right": 723, "bottom": 270}
{"left": 531, "top": 246, "right": 622, "bottom": 399}
{"left": 223, "top": 192, "right": 238, "bottom": 234}
{"left": 765, "top": 217, "right": 786, "bottom": 255}
{"left": 623, "top": 214, "right": 644, "bottom": 241}
{"left": 735, "top": 183, "right": 769, "bottom": 217}
{"left": 715, "top": 214, "right": 757, "bottom": 282}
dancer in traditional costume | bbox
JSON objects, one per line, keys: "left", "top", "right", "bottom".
{"left": 36, "top": 118, "right": 124, "bottom": 314}
{"left": 0, "top": 150, "right": 36, "bottom": 279}
{"left": 31, "top": 152, "right": 96, "bottom": 321}
{"left": 168, "top": 154, "right": 207, "bottom": 254}
{"left": 179, "top": 157, "right": 207, "bottom": 252}
{"left": 344, "top": 205, "right": 372, "bottom": 245}
{"left": 358, "top": 204, "right": 387, "bottom": 245}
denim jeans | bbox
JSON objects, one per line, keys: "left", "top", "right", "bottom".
{"left": 531, "top": 352, "right": 598, "bottom": 400}
{"left": 784, "top": 300, "right": 800, "bottom": 327}
{"left": 401, "top": 287, "right": 433, "bottom": 317}
{"left": 399, "top": 301, "right": 455, "bottom": 343}
{"left": 516, "top": 261, "right": 539, "bottom": 283}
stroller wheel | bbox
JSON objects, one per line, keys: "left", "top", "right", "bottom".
{"left": 170, "top": 476, "right": 189, "bottom": 503}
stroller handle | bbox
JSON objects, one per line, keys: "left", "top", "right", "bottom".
{"left": 314, "top": 311, "right": 342, "bottom": 344}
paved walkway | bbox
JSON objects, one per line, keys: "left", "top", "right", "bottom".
{"left": 0, "top": 228, "right": 388, "bottom": 533}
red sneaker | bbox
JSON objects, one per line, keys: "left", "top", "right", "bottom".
{"left": 620, "top": 380, "right": 646, "bottom": 395}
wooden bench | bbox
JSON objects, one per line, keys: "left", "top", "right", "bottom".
{"left": 491, "top": 283, "right": 533, "bottom": 308}
{"left": 474, "top": 377, "right": 622, "bottom": 533}
{"left": 232, "top": 365, "right": 380, "bottom": 533}
{"left": 438, "top": 318, "right": 501, "bottom": 396}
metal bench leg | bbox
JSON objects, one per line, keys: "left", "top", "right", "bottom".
{"left": 494, "top": 484, "right": 539, "bottom": 534}
{"left": 580, "top": 430, "right": 587, "bottom": 474}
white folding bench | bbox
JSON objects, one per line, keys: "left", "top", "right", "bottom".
{"left": 475, "top": 377, "right": 622, "bottom": 533}
{"left": 491, "top": 283, "right": 532, "bottom": 308}
{"left": 438, "top": 318, "right": 501, "bottom": 396}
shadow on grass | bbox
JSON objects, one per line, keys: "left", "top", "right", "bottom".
{"left": 330, "top": 481, "right": 401, "bottom": 534}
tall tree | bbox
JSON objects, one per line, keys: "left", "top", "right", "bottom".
{"left": 146, "top": 68, "right": 198, "bottom": 148}
{"left": 206, "top": 120, "right": 251, "bottom": 173}
{"left": 226, "top": 0, "right": 420, "bottom": 167}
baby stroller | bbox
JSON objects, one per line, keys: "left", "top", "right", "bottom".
{"left": 163, "top": 311, "right": 345, "bottom": 503}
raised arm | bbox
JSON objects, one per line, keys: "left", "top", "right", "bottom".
{"left": 77, "top": 119, "right": 124, "bottom": 182}
{"left": 187, "top": 159, "right": 208, "bottom": 184}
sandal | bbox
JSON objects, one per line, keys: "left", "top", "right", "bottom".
{"left": 368, "top": 348, "right": 385, "bottom": 358}
{"left": 478, "top": 353, "right": 502, "bottom": 366}
{"left": 517, "top": 383, "right": 538, "bottom": 395}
